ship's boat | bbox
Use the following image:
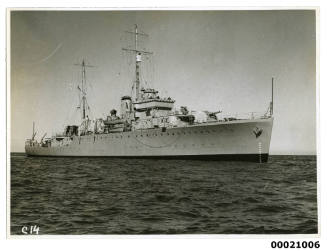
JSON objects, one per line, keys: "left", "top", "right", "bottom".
{"left": 25, "top": 25, "right": 274, "bottom": 162}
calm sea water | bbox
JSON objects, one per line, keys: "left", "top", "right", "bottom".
{"left": 10, "top": 153, "right": 317, "bottom": 235}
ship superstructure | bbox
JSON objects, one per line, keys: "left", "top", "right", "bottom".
{"left": 25, "top": 25, "right": 274, "bottom": 162}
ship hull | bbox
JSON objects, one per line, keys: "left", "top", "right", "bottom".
{"left": 25, "top": 118, "right": 273, "bottom": 162}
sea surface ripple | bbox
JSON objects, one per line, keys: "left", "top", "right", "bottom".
{"left": 10, "top": 154, "right": 317, "bottom": 235}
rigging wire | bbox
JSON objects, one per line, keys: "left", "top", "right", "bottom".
{"left": 63, "top": 67, "right": 83, "bottom": 126}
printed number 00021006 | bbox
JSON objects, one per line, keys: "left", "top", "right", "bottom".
{"left": 271, "top": 241, "right": 320, "bottom": 249}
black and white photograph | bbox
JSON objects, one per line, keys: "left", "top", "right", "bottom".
{"left": 8, "top": 8, "right": 318, "bottom": 236}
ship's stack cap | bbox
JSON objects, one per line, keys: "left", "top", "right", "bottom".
{"left": 121, "top": 95, "right": 132, "bottom": 100}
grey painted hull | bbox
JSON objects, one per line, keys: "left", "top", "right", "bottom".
{"left": 25, "top": 118, "right": 273, "bottom": 162}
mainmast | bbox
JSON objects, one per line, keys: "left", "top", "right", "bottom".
{"left": 122, "top": 24, "right": 153, "bottom": 101}
{"left": 74, "top": 59, "right": 94, "bottom": 120}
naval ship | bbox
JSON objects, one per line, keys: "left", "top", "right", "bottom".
{"left": 25, "top": 25, "right": 274, "bottom": 162}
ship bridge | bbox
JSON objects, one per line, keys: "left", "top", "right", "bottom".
{"left": 122, "top": 25, "right": 175, "bottom": 120}
{"left": 133, "top": 87, "right": 175, "bottom": 112}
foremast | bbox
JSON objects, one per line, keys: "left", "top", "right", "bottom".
{"left": 122, "top": 24, "right": 153, "bottom": 101}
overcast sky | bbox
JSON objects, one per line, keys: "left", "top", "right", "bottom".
{"left": 10, "top": 10, "right": 316, "bottom": 154}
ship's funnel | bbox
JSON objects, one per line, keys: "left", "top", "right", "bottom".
{"left": 121, "top": 96, "right": 132, "bottom": 119}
